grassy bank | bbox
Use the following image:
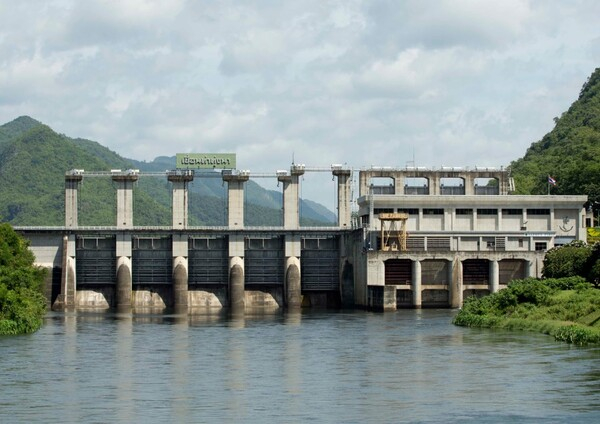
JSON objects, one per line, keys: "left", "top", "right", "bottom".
{"left": 453, "top": 277, "right": 600, "bottom": 345}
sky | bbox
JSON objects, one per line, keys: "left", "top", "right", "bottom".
{"left": 0, "top": 0, "right": 599, "bottom": 207}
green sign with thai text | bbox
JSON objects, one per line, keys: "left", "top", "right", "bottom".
{"left": 176, "top": 153, "right": 236, "bottom": 169}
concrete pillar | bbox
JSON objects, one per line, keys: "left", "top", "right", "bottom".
{"left": 112, "top": 171, "right": 139, "bottom": 228}
{"left": 56, "top": 234, "right": 77, "bottom": 310}
{"left": 449, "top": 258, "right": 463, "bottom": 308}
{"left": 489, "top": 259, "right": 499, "bottom": 293}
{"left": 116, "top": 233, "right": 132, "bottom": 310}
{"left": 278, "top": 165, "right": 305, "bottom": 229}
{"left": 285, "top": 256, "right": 301, "bottom": 308}
{"left": 173, "top": 256, "right": 188, "bottom": 311}
{"left": 332, "top": 167, "right": 352, "bottom": 228}
{"left": 168, "top": 170, "right": 194, "bottom": 229}
{"left": 383, "top": 285, "right": 397, "bottom": 311}
{"left": 464, "top": 173, "right": 475, "bottom": 195}
{"left": 116, "top": 256, "right": 132, "bottom": 309}
{"left": 230, "top": 256, "right": 245, "bottom": 311}
{"left": 412, "top": 259, "right": 422, "bottom": 308}
{"left": 525, "top": 260, "right": 535, "bottom": 278}
{"left": 172, "top": 234, "right": 188, "bottom": 311}
{"left": 222, "top": 171, "right": 249, "bottom": 228}
{"left": 65, "top": 173, "right": 82, "bottom": 228}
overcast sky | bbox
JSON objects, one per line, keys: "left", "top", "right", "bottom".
{"left": 0, "top": 0, "right": 598, "bottom": 206}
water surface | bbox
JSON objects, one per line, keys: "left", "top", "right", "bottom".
{"left": 1, "top": 309, "right": 598, "bottom": 423}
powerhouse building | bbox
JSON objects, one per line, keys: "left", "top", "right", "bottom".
{"left": 352, "top": 167, "right": 588, "bottom": 310}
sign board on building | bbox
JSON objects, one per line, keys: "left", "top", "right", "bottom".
{"left": 176, "top": 153, "right": 236, "bottom": 169}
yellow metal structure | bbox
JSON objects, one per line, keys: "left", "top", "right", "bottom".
{"left": 379, "top": 212, "right": 408, "bottom": 251}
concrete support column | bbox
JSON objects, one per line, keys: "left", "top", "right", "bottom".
{"left": 116, "top": 233, "right": 132, "bottom": 310}
{"left": 65, "top": 173, "right": 82, "bottom": 228}
{"left": 332, "top": 168, "right": 352, "bottom": 228}
{"left": 116, "top": 256, "right": 132, "bottom": 309}
{"left": 525, "top": 260, "right": 535, "bottom": 278}
{"left": 168, "top": 170, "right": 194, "bottom": 229}
{"left": 173, "top": 256, "right": 188, "bottom": 311}
{"left": 278, "top": 165, "right": 305, "bottom": 229}
{"left": 112, "top": 171, "right": 139, "bottom": 228}
{"left": 449, "top": 258, "right": 463, "bottom": 308}
{"left": 285, "top": 256, "right": 301, "bottom": 308}
{"left": 229, "top": 256, "right": 245, "bottom": 311}
{"left": 412, "top": 259, "right": 422, "bottom": 308}
{"left": 172, "top": 234, "right": 188, "bottom": 311}
{"left": 222, "top": 172, "right": 249, "bottom": 228}
{"left": 489, "top": 259, "right": 499, "bottom": 293}
{"left": 429, "top": 175, "right": 440, "bottom": 195}
{"left": 464, "top": 174, "right": 475, "bottom": 195}
{"left": 56, "top": 234, "right": 76, "bottom": 310}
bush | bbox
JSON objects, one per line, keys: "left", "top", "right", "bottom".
{"left": 0, "top": 224, "right": 47, "bottom": 335}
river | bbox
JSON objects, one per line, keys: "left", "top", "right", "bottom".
{"left": 1, "top": 309, "right": 599, "bottom": 423}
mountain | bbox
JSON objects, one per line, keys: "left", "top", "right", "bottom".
{"left": 509, "top": 68, "right": 600, "bottom": 208}
{"left": 0, "top": 117, "right": 336, "bottom": 226}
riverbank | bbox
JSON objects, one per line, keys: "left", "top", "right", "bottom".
{"left": 453, "top": 277, "right": 600, "bottom": 345}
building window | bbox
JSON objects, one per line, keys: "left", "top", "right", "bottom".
{"left": 527, "top": 209, "right": 550, "bottom": 215}
{"left": 535, "top": 242, "right": 547, "bottom": 251}
{"left": 361, "top": 215, "right": 369, "bottom": 226}
{"left": 456, "top": 208, "right": 473, "bottom": 215}
{"left": 423, "top": 208, "right": 444, "bottom": 215}
{"left": 477, "top": 209, "right": 498, "bottom": 215}
{"left": 374, "top": 208, "right": 394, "bottom": 214}
{"left": 397, "top": 208, "right": 418, "bottom": 215}
{"left": 502, "top": 209, "right": 522, "bottom": 215}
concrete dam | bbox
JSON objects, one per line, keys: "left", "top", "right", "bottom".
{"left": 16, "top": 164, "right": 588, "bottom": 312}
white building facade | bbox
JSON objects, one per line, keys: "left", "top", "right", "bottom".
{"left": 352, "top": 167, "right": 588, "bottom": 310}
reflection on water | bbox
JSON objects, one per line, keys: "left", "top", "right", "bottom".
{"left": 1, "top": 309, "right": 599, "bottom": 423}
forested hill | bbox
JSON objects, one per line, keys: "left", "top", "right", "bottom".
{"left": 509, "top": 68, "right": 600, "bottom": 207}
{"left": 0, "top": 117, "right": 335, "bottom": 226}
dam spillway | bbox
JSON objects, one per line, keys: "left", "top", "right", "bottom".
{"left": 16, "top": 165, "right": 588, "bottom": 312}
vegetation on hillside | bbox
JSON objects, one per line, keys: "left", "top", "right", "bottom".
{"left": 0, "top": 117, "right": 335, "bottom": 227}
{"left": 509, "top": 68, "right": 600, "bottom": 210}
{"left": 0, "top": 224, "right": 47, "bottom": 335}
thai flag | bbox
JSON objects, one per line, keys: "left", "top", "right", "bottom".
{"left": 548, "top": 175, "right": 557, "bottom": 186}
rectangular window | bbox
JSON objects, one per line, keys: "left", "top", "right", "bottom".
{"left": 502, "top": 209, "right": 522, "bottom": 215}
{"left": 477, "top": 209, "right": 498, "bottom": 215}
{"left": 456, "top": 208, "right": 473, "bottom": 215}
{"left": 374, "top": 208, "right": 394, "bottom": 214}
{"left": 527, "top": 209, "right": 550, "bottom": 215}
{"left": 397, "top": 208, "right": 418, "bottom": 215}
{"left": 535, "top": 242, "right": 547, "bottom": 251}
{"left": 423, "top": 208, "right": 444, "bottom": 215}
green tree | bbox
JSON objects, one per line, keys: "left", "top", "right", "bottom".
{"left": 543, "top": 241, "right": 592, "bottom": 279}
{"left": 0, "top": 223, "right": 47, "bottom": 334}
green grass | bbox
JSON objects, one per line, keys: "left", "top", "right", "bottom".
{"left": 454, "top": 277, "right": 600, "bottom": 345}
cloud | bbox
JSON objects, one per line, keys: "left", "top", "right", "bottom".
{"left": 0, "top": 0, "right": 598, "bottom": 206}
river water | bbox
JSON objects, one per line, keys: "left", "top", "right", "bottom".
{"left": 1, "top": 309, "right": 599, "bottom": 423}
